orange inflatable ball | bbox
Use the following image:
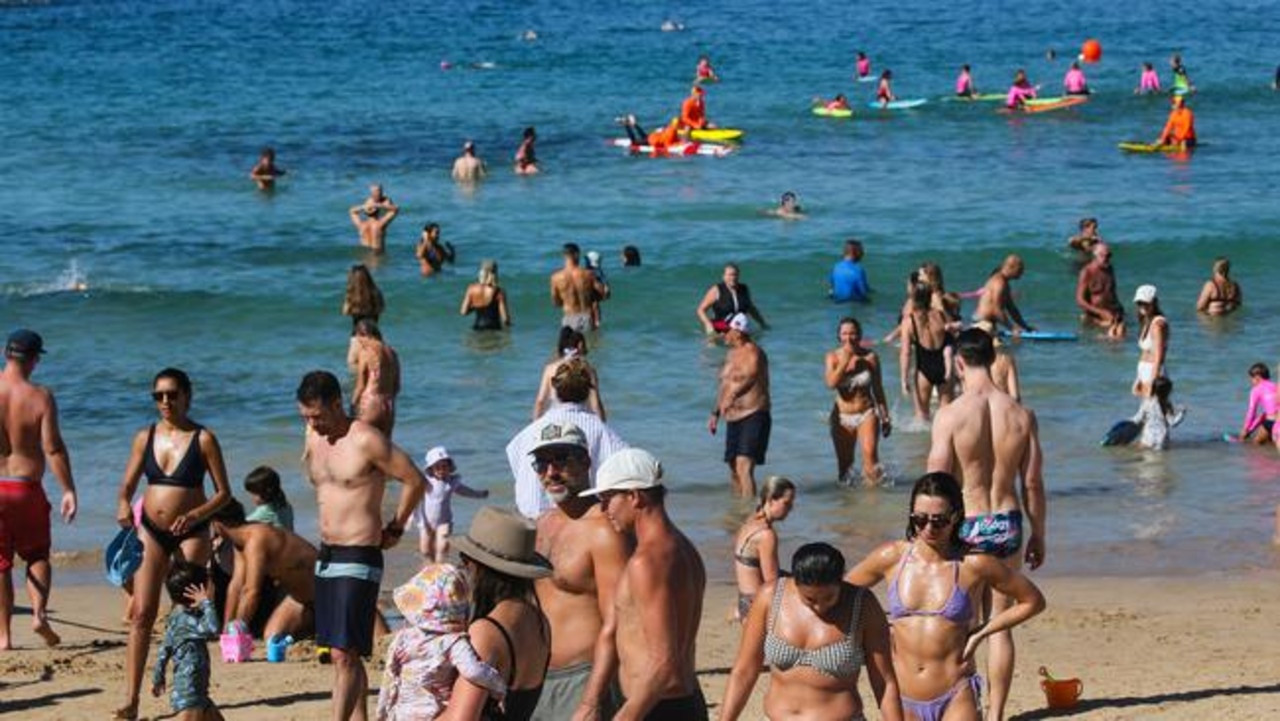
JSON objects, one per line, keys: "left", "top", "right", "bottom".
{"left": 1081, "top": 39, "right": 1102, "bottom": 63}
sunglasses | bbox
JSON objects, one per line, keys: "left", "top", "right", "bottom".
{"left": 531, "top": 451, "right": 583, "bottom": 474}
{"left": 152, "top": 390, "right": 182, "bottom": 402}
{"left": 909, "top": 512, "right": 955, "bottom": 530}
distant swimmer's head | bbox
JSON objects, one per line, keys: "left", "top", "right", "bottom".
{"left": 880, "top": 69, "right": 893, "bottom": 80}
{"left": 1001, "top": 254, "right": 1025, "bottom": 278}
{"left": 1013, "top": 69, "right": 1028, "bottom": 84}
{"left": 463, "top": 140, "right": 476, "bottom": 155}
{"left": 1079, "top": 217, "right": 1098, "bottom": 232}
{"left": 523, "top": 127, "right": 536, "bottom": 140}
{"left": 780, "top": 191, "right": 798, "bottom": 209}
{"left": 622, "top": 245, "right": 642, "bottom": 267}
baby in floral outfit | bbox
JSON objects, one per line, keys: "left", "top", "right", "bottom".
{"left": 376, "top": 563, "right": 506, "bottom": 720}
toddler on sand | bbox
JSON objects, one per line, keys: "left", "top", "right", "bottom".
{"left": 376, "top": 564, "right": 505, "bottom": 720}
{"left": 151, "top": 561, "right": 223, "bottom": 720}
{"left": 411, "top": 446, "right": 488, "bottom": 564}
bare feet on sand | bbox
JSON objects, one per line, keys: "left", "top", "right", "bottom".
{"left": 33, "top": 617, "right": 61, "bottom": 647}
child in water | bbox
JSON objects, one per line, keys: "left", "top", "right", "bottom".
{"left": 1239, "top": 363, "right": 1278, "bottom": 445}
{"left": 376, "top": 564, "right": 506, "bottom": 720}
{"left": 243, "top": 465, "right": 294, "bottom": 531}
{"left": 695, "top": 54, "right": 719, "bottom": 83}
{"left": 1135, "top": 62, "right": 1161, "bottom": 94}
{"left": 855, "top": 51, "right": 871, "bottom": 80}
{"left": 411, "top": 447, "right": 489, "bottom": 564}
{"left": 152, "top": 562, "right": 223, "bottom": 720}
{"left": 1131, "top": 377, "right": 1186, "bottom": 450}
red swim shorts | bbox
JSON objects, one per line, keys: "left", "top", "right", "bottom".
{"left": 0, "top": 479, "right": 52, "bottom": 573}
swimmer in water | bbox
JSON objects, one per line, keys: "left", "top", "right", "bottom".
{"left": 249, "top": 147, "right": 285, "bottom": 191}
{"left": 1170, "top": 54, "right": 1194, "bottom": 94}
{"left": 766, "top": 192, "right": 805, "bottom": 220}
{"left": 1063, "top": 61, "right": 1090, "bottom": 96}
{"left": 1135, "top": 62, "right": 1161, "bottom": 95}
{"left": 514, "top": 127, "right": 539, "bottom": 175}
{"left": 875, "top": 70, "right": 895, "bottom": 106}
{"left": 695, "top": 54, "right": 719, "bottom": 84}
{"left": 855, "top": 51, "right": 871, "bottom": 80}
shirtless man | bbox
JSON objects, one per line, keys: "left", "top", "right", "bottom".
{"left": 296, "top": 370, "right": 425, "bottom": 721}
{"left": 348, "top": 184, "right": 399, "bottom": 253}
{"left": 1066, "top": 217, "right": 1103, "bottom": 257}
{"left": 451, "top": 140, "right": 487, "bottom": 183}
{"left": 0, "top": 330, "right": 76, "bottom": 650}
{"left": 249, "top": 147, "right": 285, "bottom": 191}
{"left": 211, "top": 498, "right": 316, "bottom": 641}
{"left": 582, "top": 448, "right": 707, "bottom": 721}
{"left": 1076, "top": 242, "right": 1125, "bottom": 339}
{"left": 974, "top": 254, "right": 1035, "bottom": 335}
{"left": 709, "top": 314, "right": 771, "bottom": 498}
{"left": 926, "top": 329, "right": 1045, "bottom": 721}
{"left": 528, "top": 423, "right": 631, "bottom": 721}
{"left": 551, "top": 243, "right": 606, "bottom": 333}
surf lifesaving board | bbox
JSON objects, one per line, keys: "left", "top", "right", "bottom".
{"left": 610, "top": 138, "right": 734, "bottom": 157}
{"left": 997, "top": 330, "right": 1078, "bottom": 342}
{"left": 1118, "top": 142, "right": 1190, "bottom": 153}
{"left": 1010, "top": 96, "right": 1088, "bottom": 114}
{"left": 866, "top": 98, "right": 928, "bottom": 110}
{"left": 687, "top": 128, "right": 743, "bottom": 143}
{"left": 812, "top": 106, "right": 853, "bottom": 118}
{"left": 944, "top": 93, "right": 1006, "bottom": 102}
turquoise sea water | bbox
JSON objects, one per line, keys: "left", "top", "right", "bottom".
{"left": 3, "top": 0, "right": 1279, "bottom": 583}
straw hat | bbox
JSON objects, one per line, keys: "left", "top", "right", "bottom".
{"left": 453, "top": 507, "right": 552, "bottom": 579}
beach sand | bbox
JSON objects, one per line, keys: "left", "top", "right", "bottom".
{"left": 3, "top": 572, "right": 1279, "bottom": 719}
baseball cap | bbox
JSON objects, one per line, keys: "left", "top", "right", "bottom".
{"left": 727, "top": 313, "right": 750, "bottom": 334}
{"left": 1133, "top": 285, "right": 1158, "bottom": 304}
{"left": 579, "top": 448, "right": 663, "bottom": 497}
{"left": 424, "top": 446, "right": 452, "bottom": 468}
{"left": 529, "top": 422, "right": 588, "bottom": 455}
{"left": 5, "top": 329, "right": 45, "bottom": 357}
{"left": 586, "top": 250, "right": 601, "bottom": 266}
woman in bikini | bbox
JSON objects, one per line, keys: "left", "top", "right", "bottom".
{"left": 899, "top": 283, "right": 954, "bottom": 422}
{"left": 350, "top": 319, "right": 401, "bottom": 437}
{"left": 732, "top": 476, "right": 796, "bottom": 622}
{"left": 114, "top": 368, "right": 231, "bottom": 720}
{"left": 719, "top": 542, "right": 901, "bottom": 721}
{"left": 1195, "top": 256, "right": 1242, "bottom": 316}
{"left": 846, "top": 473, "right": 1044, "bottom": 721}
{"left": 1132, "top": 284, "right": 1169, "bottom": 397}
{"left": 826, "top": 317, "right": 890, "bottom": 485}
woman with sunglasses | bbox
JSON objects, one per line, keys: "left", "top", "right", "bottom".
{"left": 846, "top": 473, "right": 1044, "bottom": 721}
{"left": 113, "top": 368, "right": 231, "bottom": 720}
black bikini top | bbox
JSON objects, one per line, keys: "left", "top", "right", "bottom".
{"left": 144, "top": 424, "right": 207, "bottom": 489}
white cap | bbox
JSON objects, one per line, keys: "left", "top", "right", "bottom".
{"left": 727, "top": 313, "right": 751, "bottom": 334}
{"left": 529, "top": 422, "right": 589, "bottom": 455}
{"left": 1133, "top": 284, "right": 1157, "bottom": 304}
{"left": 579, "top": 448, "right": 664, "bottom": 497}
{"left": 586, "top": 250, "right": 601, "bottom": 266}
{"left": 425, "top": 446, "right": 452, "bottom": 468}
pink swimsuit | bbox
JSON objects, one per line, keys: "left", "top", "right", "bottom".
{"left": 1064, "top": 68, "right": 1087, "bottom": 94}
{"left": 1006, "top": 84, "right": 1037, "bottom": 108}
{"left": 1139, "top": 69, "right": 1161, "bottom": 92}
{"left": 1244, "top": 380, "right": 1279, "bottom": 435}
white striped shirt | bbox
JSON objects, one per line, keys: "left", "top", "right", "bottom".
{"left": 506, "top": 403, "right": 629, "bottom": 520}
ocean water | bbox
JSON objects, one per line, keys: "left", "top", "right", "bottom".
{"left": 2, "top": 0, "right": 1279, "bottom": 584}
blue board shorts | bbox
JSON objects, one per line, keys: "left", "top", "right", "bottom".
{"left": 314, "top": 543, "right": 383, "bottom": 656}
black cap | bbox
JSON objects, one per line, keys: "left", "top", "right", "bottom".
{"left": 6, "top": 329, "right": 46, "bottom": 358}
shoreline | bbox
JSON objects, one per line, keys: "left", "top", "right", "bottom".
{"left": 4, "top": 571, "right": 1280, "bottom": 719}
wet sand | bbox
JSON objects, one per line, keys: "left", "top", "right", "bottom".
{"left": 3, "top": 572, "right": 1280, "bottom": 719}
